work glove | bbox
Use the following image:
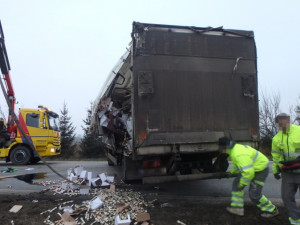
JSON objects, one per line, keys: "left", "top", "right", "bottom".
{"left": 237, "top": 184, "right": 246, "bottom": 190}
{"left": 274, "top": 173, "right": 281, "bottom": 180}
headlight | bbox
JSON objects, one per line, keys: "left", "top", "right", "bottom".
{"left": 50, "top": 147, "right": 55, "bottom": 153}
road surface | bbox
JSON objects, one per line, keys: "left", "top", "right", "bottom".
{"left": 0, "top": 160, "right": 282, "bottom": 199}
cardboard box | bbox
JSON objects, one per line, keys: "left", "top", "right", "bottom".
{"left": 80, "top": 170, "right": 87, "bottom": 179}
{"left": 69, "top": 183, "right": 80, "bottom": 190}
{"left": 79, "top": 185, "right": 90, "bottom": 195}
{"left": 99, "top": 173, "right": 106, "bottom": 182}
{"left": 115, "top": 215, "right": 131, "bottom": 225}
{"left": 61, "top": 181, "right": 68, "bottom": 190}
{"left": 91, "top": 178, "right": 102, "bottom": 187}
{"left": 60, "top": 211, "right": 76, "bottom": 225}
{"left": 9, "top": 205, "right": 22, "bottom": 213}
{"left": 90, "top": 197, "right": 104, "bottom": 210}
{"left": 106, "top": 176, "right": 115, "bottom": 183}
{"left": 69, "top": 173, "right": 77, "bottom": 181}
{"left": 87, "top": 172, "right": 93, "bottom": 180}
{"left": 136, "top": 213, "right": 150, "bottom": 222}
{"left": 74, "top": 166, "right": 84, "bottom": 176}
{"left": 109, "top": 184, "right": 115, "bottom": 192}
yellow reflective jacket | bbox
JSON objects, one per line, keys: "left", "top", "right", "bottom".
{"left": 272, "top": 124, "right": 300, "bottom": 174}
{"left": 226, "top": 144, "right": 269, "bottom": 186}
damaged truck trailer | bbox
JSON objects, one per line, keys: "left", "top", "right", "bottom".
{"left": 91, "top": 22, "right": 259, "bottom": 183}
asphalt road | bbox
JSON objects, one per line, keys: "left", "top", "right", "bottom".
{"left": 0, "top": 160, "right": 284, "bottom": 201}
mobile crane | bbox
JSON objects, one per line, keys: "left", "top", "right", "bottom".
{"left": 0, "top": 20, "right": 61, "bottom": 164}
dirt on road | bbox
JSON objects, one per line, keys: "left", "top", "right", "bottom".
{"left": 0, "top": 184, "right": 290, "bottom": 225}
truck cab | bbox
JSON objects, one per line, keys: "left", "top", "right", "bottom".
{"left": 0, "top": 106, "right": 61, "bottom": 164}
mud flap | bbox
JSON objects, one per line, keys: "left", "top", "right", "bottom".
{"left": 122, "top": 156, "right": 142, "bottom": 181}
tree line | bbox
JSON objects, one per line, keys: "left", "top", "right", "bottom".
{"left": 59, "top": 101, "right": 104, "bottom": 159}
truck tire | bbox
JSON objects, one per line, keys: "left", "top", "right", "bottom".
{"left": 10, "top": 146, "right": 32, "bottom": 165}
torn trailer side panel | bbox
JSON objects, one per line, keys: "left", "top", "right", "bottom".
{"left": 91, "top": 22, "right": 259, "bottom": 182}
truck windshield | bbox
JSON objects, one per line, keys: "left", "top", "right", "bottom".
{"left": 48, "top": 116, "right": 59, "bottom": 131}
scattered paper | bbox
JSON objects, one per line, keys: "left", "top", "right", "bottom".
{"left": 9, "top": 205, "right": 23, "bottom": 213}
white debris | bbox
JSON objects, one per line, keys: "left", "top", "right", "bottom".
{"left": 115, "top": 214, "right": 131, "bottom": 225}
{"left": 90, "top": 197, "right": 104, "bottom": 210}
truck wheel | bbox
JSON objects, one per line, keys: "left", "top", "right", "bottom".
{"left": 10, "top": 146, "right": 32, "bottom": 165}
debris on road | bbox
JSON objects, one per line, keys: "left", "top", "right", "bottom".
{"left": 160, "top": 203, "right": 170, "bottom": 208}
{"left": 1, "top": 168, "right": 18, "bottom": 173}
{"left": 177, "top": 220, "right": 186, "bottom": 225}
{"left": 136, "top": 212, "right": 150, "bottom": 223}
{"left": 115, "top": 214, "right": 131, "bottom": 225}
{"left": 39, "top": 165, "right": 150, "bottom": 224}
{"left": 9, "top": 205, "right": 22, "bottom": 213}
{"left": 60, "top": 211, "right": 77, "bottom": 225}
{"left": 33, "top": 180, "right": 61, "bottom": 186}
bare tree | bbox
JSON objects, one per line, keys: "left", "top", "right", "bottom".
{"left": 259, "top": 92, "right": 281, "bottom": 152}
{"left": 295, "top": 95, "right": 300, "bottom": 125}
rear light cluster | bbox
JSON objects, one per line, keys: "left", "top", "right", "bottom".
{"left": 142, "top": 160, "right": 162, "bottom": 168}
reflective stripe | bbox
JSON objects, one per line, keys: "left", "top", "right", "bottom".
{"left": 257, "top": 200, "right": 270, "bottom": 209}
{"left": 241, "top": 164, "right": 253, "bottom": 171}
{"left": 231, "top": 200, "right": 243, "bottom": 205}
{"left": 284, "top": 152, "right": 300, "bottom": 157}
{"left": 253, "top": 180, "right": 264, "bottom": 186}
{"left": 271, "top": 150, "right": 283, "bottom": 155}
{"left": 257, "top": 195, "right": 275, "bottom": 212}
{"left": 231, "top": 191, "right": 244, "bottom": 207}
{"left": 241, "top": 177, "right": 251, "bottom": 183}
{"left": 253, "top": 151, "right": 259, "bottom": 162}
{"left": 232, "top": 191, "right": 244, "bottom": 196}
{"left": 232, "top": 194, "right": 243, "bottom": 198}
{"left": 272, "top": 150, "right": 300, "bottom": 157}
{"left": 289, "top": 217, "right": 300, "bottom": 225}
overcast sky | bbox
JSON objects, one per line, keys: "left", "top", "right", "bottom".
{"left": 0, "top": 0, "right": 299, "bottom": 136}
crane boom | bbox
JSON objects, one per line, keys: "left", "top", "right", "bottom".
{"left": 0, "top": 20, "right": 16, "bottom": 129}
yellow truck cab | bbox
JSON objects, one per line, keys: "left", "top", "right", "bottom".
{"left": 0, "top": 106, "right": 61, "bottom": 164}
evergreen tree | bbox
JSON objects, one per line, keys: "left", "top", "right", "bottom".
{"left": 59, "top": 102, "right": 76, "bottom": 157}
{"left": 81, "top": 102, "right": 104, "bottom": 157}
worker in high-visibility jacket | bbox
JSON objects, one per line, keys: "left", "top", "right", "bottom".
{"left": 272, "top": 113, "right": 300, "bottom": 225}
{"left": 218, "top": 137, "right": 279, "bottom": 217}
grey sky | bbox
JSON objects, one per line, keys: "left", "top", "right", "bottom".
{"left": 0, "top": 0, "right": 299, "bottom": 135}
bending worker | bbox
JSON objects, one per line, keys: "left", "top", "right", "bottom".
{"left": 218, "top": 137, "right": 279, "bottom": 218}
{"left": 272, "top": 113, "right": 300, "bottom": 225}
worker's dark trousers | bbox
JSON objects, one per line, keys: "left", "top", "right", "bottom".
{"left": 232, "top": 167, "right": 275, "bottom": 212}
{"left": 282, "top": 172, "right": 300, "bottom": 222}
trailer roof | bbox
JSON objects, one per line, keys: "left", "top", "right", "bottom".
{"left": 132, "top": 21, "right": 254, "bottom": 38}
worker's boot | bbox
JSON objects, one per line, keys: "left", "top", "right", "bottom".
{"left": 260, "top": 207, "right": 279, "bottom": 218}
{"left": 226, "top": 206, "right": 244, "bottom": 216}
